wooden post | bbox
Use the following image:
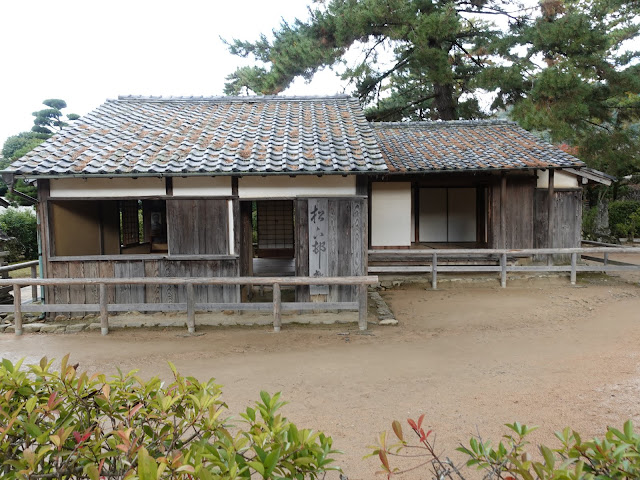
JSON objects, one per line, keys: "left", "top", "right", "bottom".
{"left": 99, "top": 283, "right": 109, "bottom": 335}
{"left": 604, "top": 252, "right": 609, "bottom": 266}
{"left": 431, "top": 252, "right": 438, "bottom": 290}
{"left": 570, "top": 252, "right": 577, "bottom": 285}
{"left": 500, "top": 253, "right": 507, "bottom": 288}
{"left": 13, "top": 284, "right": 22, "bottom": 336}
{"left": 30, "top": 265, "right": 38, "bottom": 300}
{"left": 273, "top": 283, "right": 281, "bottom": 332}
{"left": 358, "top": 283, "right": 368, "bottom": 331}
{"left": 500, "top": 174, "right": 507, "bottom": 249}
{"left": 547, "top": 169, "right": 555, "bottom": 265}
{"left": 186, "top": 282, "right": 195, "bottom": 333}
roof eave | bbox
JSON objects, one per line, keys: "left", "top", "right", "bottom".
{"left": 4, "top": 169, "right": 388, "bottom": 180}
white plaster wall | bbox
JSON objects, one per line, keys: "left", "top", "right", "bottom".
{"left": 536, "top": 169, "right": 579, "bottom": 188}
{"left": 371, "top": 182, "right": 411, "bottom": 247}
{"left": 238, "top": 175, "right": 355, "bottom": 198}
{"left": 172, "top": 177, "right": 232, "bottom": 196}
{"left": 419, "top": 188, "right": 447, "bottom": 242}
{"left": 49, "top": 177, "right": 165, "bottom": 198}
{"left": 447, "top": 188, "right": 476, "bottom": 242}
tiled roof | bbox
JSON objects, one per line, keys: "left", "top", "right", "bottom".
{"left": 6, "top": 95, "right": 387, "bottom": 176}
{"left": 372, "top": 121, "right": 584, "bottom": 172}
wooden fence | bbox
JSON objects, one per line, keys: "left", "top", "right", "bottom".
{"left": 369, "top": 247, "right": 640, "bottom": 289}
{"left": 0, "top": 275, "right": 378, "bottom": 336}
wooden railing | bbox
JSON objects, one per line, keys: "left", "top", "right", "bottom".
{"left": 0, "top": 276, "right": 378, "bottom": 336}
{"left": 0, "top": 260, "right": 39, "bottom": 300}
{"left": 369, "top": 247, "right": 640, "bottom": 289}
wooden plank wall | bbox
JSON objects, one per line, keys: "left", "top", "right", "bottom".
{"left": 45, "top": 258, "right": 239, "bottom": 307}
{"left": 488, "top": 177, "right": 535, "bottom": 249}
{"left": 294, "top": 199, "right": 310, "bottom": 302}
{"left": 167, "top": 199, "right": 229, "bottom": 255}
{"left": 534, "top": 190, "right": 582, "bottom": 249}
{"left": 296, "top": 197, "right": 367, "bottom": 302}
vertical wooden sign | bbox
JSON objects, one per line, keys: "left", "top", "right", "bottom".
{"left": 308, "top": 198, "right": 329, "bottom": 295}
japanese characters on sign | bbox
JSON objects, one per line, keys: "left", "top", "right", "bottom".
{"left": 308, "top": 198, "right": 329, "bottom": 295}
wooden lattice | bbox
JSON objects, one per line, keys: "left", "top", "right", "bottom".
{"left": 120, "top": 201, "right": 140, "bottom": 246}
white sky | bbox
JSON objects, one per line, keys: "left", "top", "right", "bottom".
{"left": 0, "top": 0, "right": 346, "bottom": 146}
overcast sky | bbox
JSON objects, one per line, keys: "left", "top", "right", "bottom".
{"left": 0, "top": 0, "right": 346, "bottom": 146}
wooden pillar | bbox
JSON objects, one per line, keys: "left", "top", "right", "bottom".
{"left": 358, "top": 283, "right": 368, "bottom": 331}
{"left": 500, "top": 174, "right": 507, "bottom": 249}
{"left": 30, "top": 265, "right": 38, "bottom": 300}
{"left": 548, "top": 169, "right": 555, "bottom": 265}
{"left": 186, "top": 283, "right": 195, "bottom": 333}
{"left": 273, "top": 283, "right": 281, "bottom": 332}
{"left": 99, "top": 283, "right": 109, "bottom": 335}
{"left": 431, "top": 252, "right": 438, "bottom": 290}
{"left": 500, "top": 253, "right": 507, "bottom": 288}
{"left": 37, "top": 180, "right": 51, "bottom": 307}
{"left": 13, "top": 284, "right": 22, "bottom": 336}
{"left": 239, "top": 201, "right": 253, "bottom": 302}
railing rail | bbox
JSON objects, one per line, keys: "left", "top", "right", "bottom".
{"left": 0, "top": 260, "right": 40, "bottom": 300}
{"left": 369, "top": 246, "right": 640, "bottom": 289}
{"left": 0, "top": 275, "right": 378, "bottom": 336}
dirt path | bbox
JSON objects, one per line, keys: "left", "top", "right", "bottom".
{"left": 1, "top": 276, "right": 640, "bottom": 479}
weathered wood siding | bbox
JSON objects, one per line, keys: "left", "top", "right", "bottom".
{"left": 534, "top": 190, "right": 582, "bottom": 249}
{"left": 295, "top": 197, "right": 367, "bottom": 302}
{"left": 167, "top": 199, "right": 229, "bottom": 255}
{"left": 488, "top": 177, "right": 535, "bottom": 249}
{"left": 46, "top": 259, "right": 239, "bottom": 306}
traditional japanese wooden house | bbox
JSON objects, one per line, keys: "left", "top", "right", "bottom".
{"left": 1, "top": 95, "right": 603, "bottom": 309}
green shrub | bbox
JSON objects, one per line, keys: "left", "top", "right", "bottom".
{"left": 0, "top": 356, "right": 339, "bottom": 479}
{"left": 371, "top": 416, "right": 640, "bottom": 479}
{"left": 608, "top": 200, "right": 640, "bottom": 239}
{"left": 0, "top": 208, "right": 37, "bottom": 261}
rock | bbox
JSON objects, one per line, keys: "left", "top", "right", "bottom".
{"left": 70, "top": 316, "right": 85, "bottom": 323}
{"left": 65, "top": 323, "right": 86, "bottom": 334}
{"left": 87, "top": 323, "right": 102, "bottom": 331}
{"left": 380, "top": 281, "right": 393, "bottom": 289}
{"left": 379, "top": 319, "right": 398, "bottom": 326}
{"left": 5, "top": 325, "right": 15, "bottom": 333}
{"left": 0, "top": 324, "right": 6, "bottom": 333}
{"left": 83, "top": 314, "right": 97, "bottom": 322}
{"left": 223, "top": 310, "right": 235, "bottom": 315}
{"left": 41, "top": 324, "right": 63, "bottom": 333}
{"left": 392, "top": 280, "right": 403, "bottom": 287}
{"left": 23, "top": 323, "right": 48, "bottom": 333}
{"left": 4, "top": 314, "right": 14, "bottom": 324}
{"left": 54, "top": 315, "right": 67, "bottom": 323}
{"left": 23, "top": 314, "right": 40, "bottom": 324}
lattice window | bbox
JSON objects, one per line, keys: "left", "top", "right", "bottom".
{"left": 120, "top": 200, "right": 140, "bottom": 246}
{"left": 257, "top": 200, "right": 294, "bottom": 249}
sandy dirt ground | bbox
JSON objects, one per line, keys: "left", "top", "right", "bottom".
{"left": 1, "top": 274, "right": 640, "bottom": 479}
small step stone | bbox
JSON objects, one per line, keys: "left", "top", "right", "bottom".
{"left": 379, "top": 318, "right": 399, "bottom": 326}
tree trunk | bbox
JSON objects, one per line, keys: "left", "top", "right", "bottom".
{"left": 433, "top": 83, "right": 457, "bottom": 120}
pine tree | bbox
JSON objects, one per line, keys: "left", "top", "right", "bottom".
{"left": 224, "top": 0, "right": 640, "bottom": 174}
{"left": 224, "top": 0, "right": 525, "bottom": 121}
{"left": 486, "top": 0, "right": 640, "bottom": 176}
